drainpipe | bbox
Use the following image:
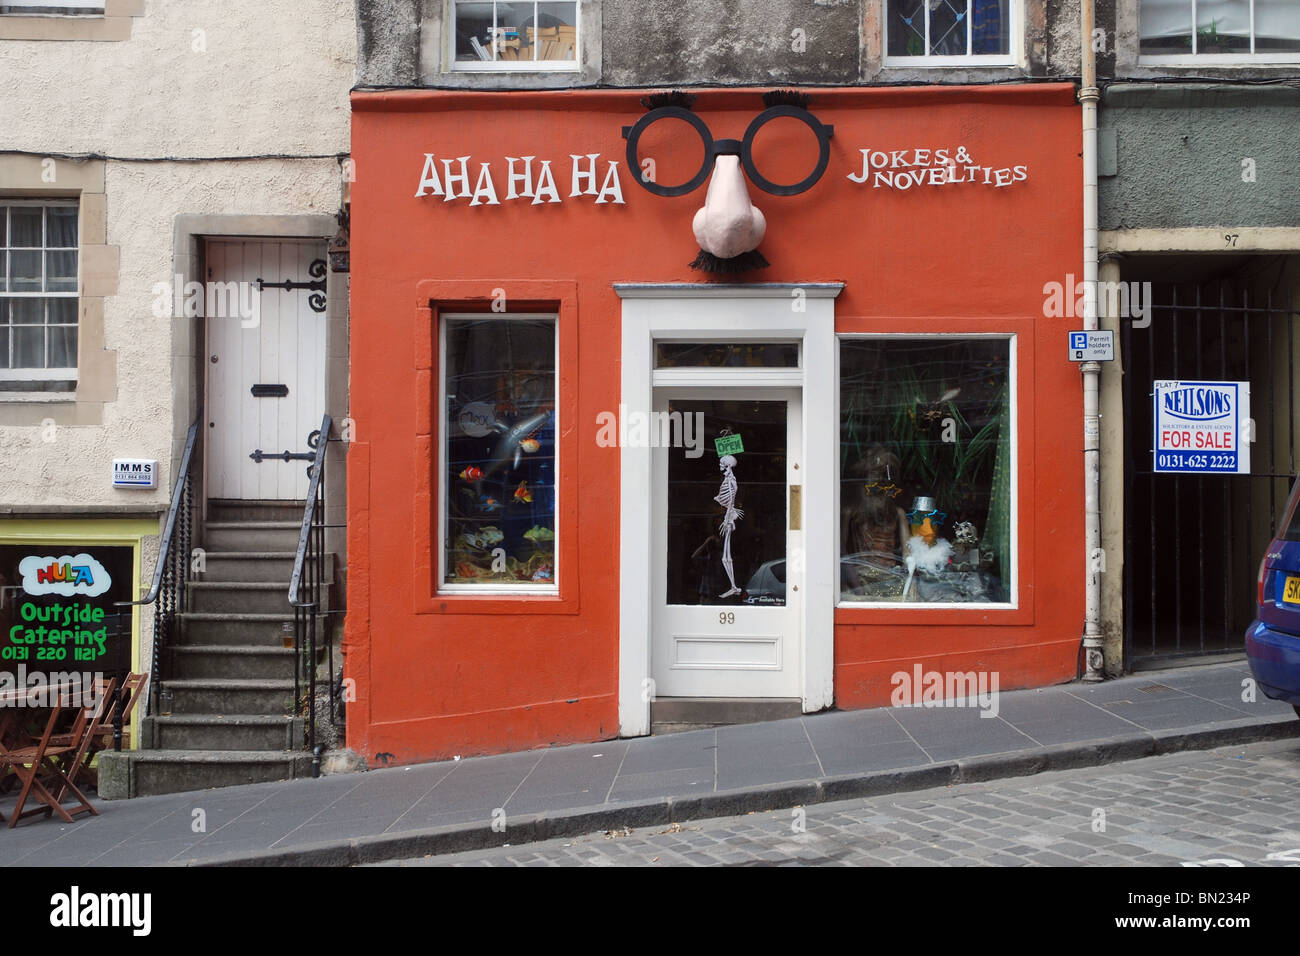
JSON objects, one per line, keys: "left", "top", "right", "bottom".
{"left": 1080, "top": 0, "right": 1104, "bottom": 681}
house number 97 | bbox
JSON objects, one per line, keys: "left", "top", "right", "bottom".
{"left": 719, "top": 612, "right": 735, "bottom": 625}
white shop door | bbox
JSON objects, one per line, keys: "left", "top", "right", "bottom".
{"left": 651, "top": 387, "right": 803, "bottom": 697}
{"left": 204, "top": 240, "right": 327, "bottom": 500}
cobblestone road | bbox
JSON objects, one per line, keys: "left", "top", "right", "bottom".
{"left": 374, "top": 739, "right": 1300, "bottom": 867}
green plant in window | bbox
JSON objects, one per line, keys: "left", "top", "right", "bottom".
{"left": 841, "top": 347, "right": 1007, "bottom": 556}
{"left": 1197, "top": 19, "right": 1222, "bottom": 53}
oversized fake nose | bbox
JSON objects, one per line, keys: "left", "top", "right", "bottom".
{"left": 622, "top": 91, "right": 834, "bottom": 274}
{"left": 692, "top": 152, "right": 766, "bottom": 261}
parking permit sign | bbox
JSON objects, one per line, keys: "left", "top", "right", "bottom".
{"left": 1067, "top": 330, "right": 1114, "bottom": 362}
{"left": 1153, "top": 380, "right": 1250, "bottom": 474}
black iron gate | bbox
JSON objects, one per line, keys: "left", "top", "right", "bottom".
{"left": 1123, "top": 281, "right": 1299, "bottom": 667}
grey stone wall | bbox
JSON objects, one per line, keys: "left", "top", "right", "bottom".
{"left": 355, "top": 0, "right": 1079, "bottom": 89}
{"left": 357, "top": 0, "right": 422, "bottom": 87}
{"left": 1099, "top": 85, "right": 1300, "bottom": 231}
{"left": 602, "top": 0, "right": 860, "bottom": 87}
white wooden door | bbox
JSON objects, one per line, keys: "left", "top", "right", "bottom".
{"left": 204, "top": 240, "right": 327, "bottom": 500}
{"left": 651, "top": 388, "right": 803, "bottom": 697}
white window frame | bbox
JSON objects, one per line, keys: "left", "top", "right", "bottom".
{"left": 1138, "top": 0, "right": 1300, "bottom": 65}
{"left": 437, "top": 311, "right": 561, "bottom": 595}
{"left": 835, "top": 332, "right": 1018, "bottom": 610}
{"left": 449, "top": 0, "right": 580, "bottom": 73}
{"left": 0, "top": 1, "right": 104, "bottom": 14}
{"left": 882, "top": 0, "right": 1019, "bottom": 68}
{"left": 0, "top": 199, "right": 79, "bottom": 385}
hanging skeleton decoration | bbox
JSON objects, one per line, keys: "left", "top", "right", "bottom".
{"left": 714, "top": 454, "right": 744, "bottom": 598}
{"left": 622, "top": 90, "right": 834, "bottom": 274}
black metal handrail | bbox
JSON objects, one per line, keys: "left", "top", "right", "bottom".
{"left": 289, "top": 413, "right": 339, "bottom": 755}
{"left": 115, "top": 420, "right": 200, "bottom": 741}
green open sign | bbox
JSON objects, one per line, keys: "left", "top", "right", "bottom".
{"left": 715, "top": 434, "right": 744, "bottom": 456}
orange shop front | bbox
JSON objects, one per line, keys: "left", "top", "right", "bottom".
{"left": 345, "top": 85, "right": 1084, "bottom": 767}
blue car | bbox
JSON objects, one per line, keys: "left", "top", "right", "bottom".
{"left": 1246, "top": 478, "right": 1300, "bottom": 718}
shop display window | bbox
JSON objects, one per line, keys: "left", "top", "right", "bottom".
{"left": 440, "top": 315, "right": 558, "bottom": 591}
{"left": 840, "top": 337, "right": 1013, "bottom": 604}
{"left": 452, "top": 1, "right": 578, "bottom": 70}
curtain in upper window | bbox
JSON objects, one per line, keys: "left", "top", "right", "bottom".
{"left": 1140, "top": 0, "right": 1300, "bottom": 55}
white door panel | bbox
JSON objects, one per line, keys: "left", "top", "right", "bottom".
{"left": 652, "top": 387, "right": 803, "bottom": 698}
{"left": 205, "top": 240, "right": 326, "bottom": 500}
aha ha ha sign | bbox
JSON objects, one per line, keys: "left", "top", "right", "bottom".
{"left": 847, "top": 145, "right": 1028, "bottom": 190}
{"left": 414, "top": 143, "right": 1027, "bottom": 207}
{"left": 415, "top": 152, "right": 626, "bottom": 206}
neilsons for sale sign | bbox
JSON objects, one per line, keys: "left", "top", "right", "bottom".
{"left": 0, "top": 545, "right": 134, "bottom": 706}
{"left": 1153, "top": 380, "right": 1251, "bottom": 475}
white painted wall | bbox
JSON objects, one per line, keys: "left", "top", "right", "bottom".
{"left": 1, "top": 0, "right": 354, "bottom": 157}
{"left": 0, "top": 1, "right": 354, "bottom": 508}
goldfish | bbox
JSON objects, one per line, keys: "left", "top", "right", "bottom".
{"left": 520, "top": 437, "right": 541, "bottom": 454}
{"left": 459, "top": 466, "right": 483, "bottom": 481}
{"left": 514, "top": 481, "right": 532, "bottom": 504}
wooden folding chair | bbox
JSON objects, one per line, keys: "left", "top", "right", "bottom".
{"left": 75, "top": 672, "right": 146, "bottom": 791}
{"left": 39, "top": 676, "right": 117, "bottom": 801}
{"left": 0, "top": 696, "right": 98, "bottom": 828}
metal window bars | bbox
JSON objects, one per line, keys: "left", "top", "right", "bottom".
{"left": 1122, "top": 283, "right": 1298, "bottom": 666}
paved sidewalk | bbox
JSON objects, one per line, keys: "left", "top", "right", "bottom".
{"left": 1, "top": 660, "right": 1297, "bottom": 867}
{"left": 375, "top": 739, "right": 1300, "bottom": 867}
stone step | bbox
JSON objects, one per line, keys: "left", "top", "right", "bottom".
{"left": 189, "top": 581, "right": 292, "bottom": 615}
{"left": 143, "top": 714, "right": 304, "bottom": 751}
{"left": 207, "top": 499, "right": 307, "bottom": 524}
{"left": 203, "top": 521, "right": 304, "bottom": 552}
{"left": 197, "top": 551, "right": 335, "bottom": 583}
{"left": 650, "top": 697, "right": 803, "bottom": 733}
{"left": 171, "top": 644, "right": 296, "bottom": 680}
{"left": 97, "top": 749, "right": 314, "bottom": 799}
{"left": 188, "top": 580, "right": 334, "bottom": 615}
{"left": 179, "top": 612, "right": 296, "bottom": 646}
{"left": 162, "top": 678, "right": 297, "bottom": 716}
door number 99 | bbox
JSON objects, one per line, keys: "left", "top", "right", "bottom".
{"left": 718, "top": 612, "right": 735, "bottom": 625}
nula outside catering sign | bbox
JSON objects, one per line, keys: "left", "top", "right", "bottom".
{"left": 1153, "top": 380, "right": 1251, "bottom": 475}
{"left": 0, "top": 545, "right": 134, "bottom": 684}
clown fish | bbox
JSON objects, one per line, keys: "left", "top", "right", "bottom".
{"left": 459, "top": 466, "right": 483, "bottom": 481}
{"left": 513, "top": 480, "right": 532, "bottom": 504}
